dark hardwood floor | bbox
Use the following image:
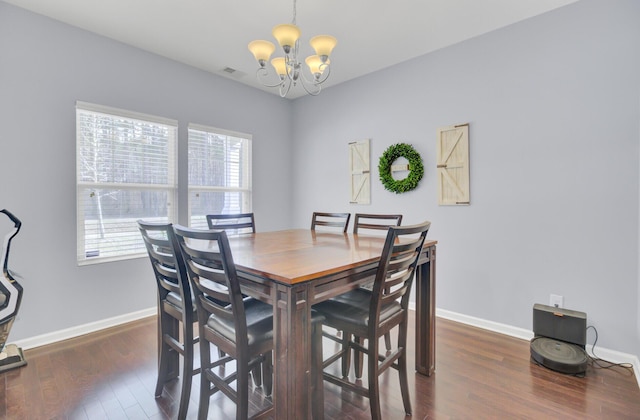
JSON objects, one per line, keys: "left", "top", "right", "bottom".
{"left": 1, "top": 313, "right": 639, "bottom": 419}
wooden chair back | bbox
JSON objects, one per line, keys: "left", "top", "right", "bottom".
{"left": 369, "top": 221, "right": 431, "bottom": 332}
{"left": 172, "top": 225, "right": 248, "bottom": 353}
{"left": 353, "top": 213, "right": 403, "bottom": 234}
{"left": 138, "top": 221, "right": 190, "bottom": 307}
{"left": 206, "top": 212, "right": 256, "bottom": 235}
{"left": 311, "top": 212, "right": 351, "bottom": 233}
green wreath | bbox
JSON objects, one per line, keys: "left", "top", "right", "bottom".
{"left": 378, "top": 143, "right": 424, "bottom": 194}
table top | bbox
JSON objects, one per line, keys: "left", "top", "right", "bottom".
{"left": 227, "top": 229, "right": 436, "bottom": 285}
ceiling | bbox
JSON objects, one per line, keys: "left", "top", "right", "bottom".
{"left": 4, "top": 0, "right": 579, "bottom": 99}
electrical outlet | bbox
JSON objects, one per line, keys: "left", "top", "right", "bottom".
{"left": 550, "top": 294, "right": 563, "bottom": 308}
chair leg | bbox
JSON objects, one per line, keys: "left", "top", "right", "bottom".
{"left": 383, "top": 285, "right": 393, "bottom": 352}
{"left": 167, "top": 319, "right": 181, "bottom": 380}
{"left": 398, "top": 322, "right": 412, "bottom": 415}
{"left": 354, "top": 336, "right": 365, "bottom": 379}
{"left": 340, "top": 332, "right": 352, "bottom": 377}
{"left": 398, "top": 348, "right": 412, "bottom": 415}
{"left": 262, "top": 351, "right": 273, "bottom": 397}
{"left": 367, "top": 339, "right": 382, "bottom": 420}
{"left": 384, "top": 332, "right": 392, "bottom": 351}
{"left": 311, "top": 321, "right": 324, "bottom": 419}
{"left": 236, "top": 360, "right": 250, "bottom": 420}
{"left": 198, "top": 343, "right": 212, "bottom": 420}
{"left": 177, "top": 324, "right": 195, "bottom": 420}
{"left": 252, "top": 363, "right": 263, "bottom": 387}
{"left": 155, "top": 335, "right": 169, "bottom": 397}
{"left": 156, "top": 315, "right": 179, "bottom": 397}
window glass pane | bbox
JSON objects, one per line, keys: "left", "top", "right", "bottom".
{"left": 76, "top": 102, "right": 177, "bottom": 265}
{"left": 77, "top": 113, "right": 173, "bottom": 185}
{"left": 79, "top": 188, "right": 171, "bottom": 260}
{"left": 188, "top": 125, "right": 252, "bottom": 227}
{"left": 189, "top": 190, "right": 249, "bottom": 229}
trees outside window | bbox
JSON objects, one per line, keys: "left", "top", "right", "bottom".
{"left": 76, "top": 102, "right": 177, "bottom": 264}
{"left": 76, "top": 105, "right": 252, "bottom": 264}
{"left": 188, "top": 124, "right": 252, "bottom": 229}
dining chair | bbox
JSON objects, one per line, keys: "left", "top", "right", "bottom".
{"left": 172, "top": 225, "right": 325, "bottom": 419}
{"left": 206, "top": 213, "right": 256, "bottom": 235}
{"left": 310, "top": 212, "right": 351, "bottom": 233}
{"left": 313, "top": 221, "right": 431, "bottom": 420}
{"left": 353, "top": 213, "right": 403, "bottom": 352}
{"left": 205, "top": 212, "right": 256, "bottom": 364}
{"left": 137, "top": 220, "right": 199, "bottom": 420}
{"left": 310, "top": 211, "right": 351, "bottom": 367}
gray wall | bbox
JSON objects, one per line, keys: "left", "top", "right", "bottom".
{"left": 0, "top": 1, "right": 293, "bottom": 341}
{"left": 1, "top": 0, "right": 639, "bottom": 359}
{"left": 290, "top": 0, "right": 640, "bottom": 356}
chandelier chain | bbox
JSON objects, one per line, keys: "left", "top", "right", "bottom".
{"left": 292, "top": 0, "right": 297, "bottom": 24}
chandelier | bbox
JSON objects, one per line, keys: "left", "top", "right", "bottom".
{"left": 248, "top": 0, "right": 337, "bottom": 97}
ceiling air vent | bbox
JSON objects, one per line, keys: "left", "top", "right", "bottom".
{"left": 219, "top": 66, "right": 246, "bottom": 79}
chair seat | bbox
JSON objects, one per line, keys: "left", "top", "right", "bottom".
{"left": 314, "top": 289, "right": 402, "bottom": 332}
{"left": 166, "top": 291, "right": 227, "bottom": 315}
{"left": 165, "top": 291, "right": 196, "bottom": 313}
{"left": 207, "top": 297, "right": 273, "bottom": 347}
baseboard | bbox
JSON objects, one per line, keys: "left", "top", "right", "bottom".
{"left": 12, "top": 307, "right": 156, "bottom": 350}
{"left": 430, "top": 307, "right": 640, "bottom": 390}
{"left": 10, "top": 305, "right": 640, "bottom": 391}
{"left": 434, "top": 307, "right": 534, "bottom": 341}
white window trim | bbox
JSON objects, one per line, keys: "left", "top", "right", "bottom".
{"left": 76, "top": 101, "right": 178, "bottom": 265}
{"left": 187, "top": 123, "right": 253, "bottom": 228}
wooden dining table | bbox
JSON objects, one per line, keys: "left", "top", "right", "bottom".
{"left": 227, "top": 228, "right": 437, "bottom": 419}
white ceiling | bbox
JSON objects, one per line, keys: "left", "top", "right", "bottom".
{"left": 4, "top": 0, "right": 579, "bottom": 99}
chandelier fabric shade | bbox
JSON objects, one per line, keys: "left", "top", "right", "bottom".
{"left": 248, "top": 0, "right": 337, "bottom": 97}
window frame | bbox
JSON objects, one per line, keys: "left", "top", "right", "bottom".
{"left": 187, "top": 123, "right": 253, "bottom": 229}
{"left": 76, "top": 101, "right": 178, "bottom": 265}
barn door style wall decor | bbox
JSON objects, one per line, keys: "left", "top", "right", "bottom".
{"left": 349, "top": 139, "right": 371, "bottom": 204}
{"left": 437, "top": 124, "right": 470, "bottom": 205}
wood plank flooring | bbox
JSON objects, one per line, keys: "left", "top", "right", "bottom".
{"left": 1, "top": 314, "right": 639, "bottom": 419}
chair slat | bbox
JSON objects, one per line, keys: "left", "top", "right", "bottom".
{"left": 311, "top": 212, "right": 351, "bottom": 233}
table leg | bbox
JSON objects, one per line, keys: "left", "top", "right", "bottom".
{"left": 273, "top": 282, "right": 313, "bottom": 419}
{"left": 415, "top": 244, "right": 436, "bottom": 376}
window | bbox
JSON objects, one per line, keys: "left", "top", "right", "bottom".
{"left": 188, "top": 124, "right": 252, "bottom": 229}
{"left": 76, "top": 102, "right": 177, "bottom": 265}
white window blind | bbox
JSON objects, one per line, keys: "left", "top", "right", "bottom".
{"left": 76, "top": 102, "right": 177, "bottom": 265}
{"left": 188, "top": 124, "right": 252, "bottom": 229}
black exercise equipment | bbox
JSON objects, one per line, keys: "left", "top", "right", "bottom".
{"left": 0, "top": 209, "right": 26, "bottom": 372}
